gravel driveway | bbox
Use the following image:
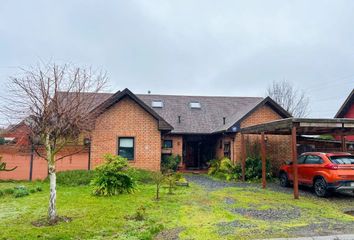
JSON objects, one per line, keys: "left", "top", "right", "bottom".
{"left": 184, "top": 174, "right": 354, "bottom": 238}
{"left": 185, "top": 174, "right": 354, "bottom": 199}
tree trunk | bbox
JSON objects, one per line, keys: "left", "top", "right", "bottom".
{"left": 45, "top": 134, "right": 57, "bottom": 223}
{"left": 48, "top": 164, "right": 57, "bottom": 223}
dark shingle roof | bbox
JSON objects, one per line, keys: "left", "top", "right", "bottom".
{"left": 136, "top": 94, "right": 264, "bottom": 134}
{"left": 86, "top": 89, "right": 291, "bottom": 134}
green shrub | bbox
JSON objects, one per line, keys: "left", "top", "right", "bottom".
{"left": 126, "top": 168, "right": 155, "bottom": 184}
{"left": 91, "top": 154, "right": 136, "bottom": 196}
{"left": 0, "top": 189, "right": 4, "bottom": 197}
{"left": 29, "top": 189, "right": 36, "bottom": 194}
{"left": 161, "top": 154, "right": 181, "bottom": 173}
{"left": 35, "top": 185, "right": 43, "bottom": 192}
{"left": 208, "top": 157, "right": 272, "bottom": 181}
{"left": 3, "top": 188, "right": 14, "bottom": 195}
{"left": 242, "top": 157, "right": 272, "bottom": 181}
{"left": 13, "top": 186, "right": 29, "bottom": 198}
{"left": 53, "top": 170, "right": 95, "bottom": 186}
{"left": 208, "top": 158, "right": 238, "bottom": 181}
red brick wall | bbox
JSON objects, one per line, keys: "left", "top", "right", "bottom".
{"left": 0, "top": 146, "right": 89, "bottom": 180}
{"left": 214, "top": 104, "right": 291, "bottom": 172}
{"left": 162, "top": 135, "right": 183, "bottom": 156}
{"left": 238, "top": 104, "right": 291, "bottom": 171}
{"left": 162, "top": 134, "right": 183, "bottom": 166}
{"left": 91, "top": 96, "right": 162, "bottom": 171}
{"left": 215, "top": 135, "right": 235, "bottom": 160}
{"left": 0, "top": 150, "right": 30, "bottom": 180}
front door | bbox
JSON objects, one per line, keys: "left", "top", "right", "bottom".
{"left": 185, "top": 142, "right": 199, "bottom": 169}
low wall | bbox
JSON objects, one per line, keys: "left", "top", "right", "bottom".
{"left": 0, "top": 145, "right": 89, "bottom": 180}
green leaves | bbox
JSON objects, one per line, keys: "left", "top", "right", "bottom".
{"left": 91, "top": 154, "right": 136, "bottom": 196}
{"left": 161, "top": 154, "right": 181, "bottom": 173}
{"left": 208, "top": 157, "right": 273, "bottom": 182}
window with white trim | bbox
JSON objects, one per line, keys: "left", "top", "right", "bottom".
{"left": 118, "top": 137, "right": 134, "bottom": 160}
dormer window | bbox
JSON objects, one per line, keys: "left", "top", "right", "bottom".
{"left": 189, "top": 102, "right": 201, "bottom": 109}
{"left": 152, "top": 100, "right": 163, "bottom": 108}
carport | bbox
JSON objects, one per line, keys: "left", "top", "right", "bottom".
{"left": 240, "top": 118, "right": 354, "bottom": 199}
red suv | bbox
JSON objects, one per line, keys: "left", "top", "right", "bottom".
{"left": 279, "top": 152, "right": 354, "bottom": 197}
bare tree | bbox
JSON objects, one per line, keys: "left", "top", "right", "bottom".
{"left": 2, "top": 62, "right": 107, "bottom": 223}
{"left": 266, "top": 80, "right": 310, "bottom": 117}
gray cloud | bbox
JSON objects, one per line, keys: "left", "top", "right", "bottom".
{"left": 0, "top": 0, "right": 353, "bottom": 125}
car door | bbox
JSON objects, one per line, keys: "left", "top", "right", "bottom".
{"left": 288, "top": 155, "right": 307, "bottom": 182}
{"left": 301, "top": 155, "right": 323, "bottom": 185}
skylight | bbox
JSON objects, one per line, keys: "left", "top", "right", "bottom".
{"left": 152, "top": 100, "right": 163, "bottom": 108}
{"left": 190, "top": 102, "right": 201, "bottom": 109}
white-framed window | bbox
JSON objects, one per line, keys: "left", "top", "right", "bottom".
{"left": 152, "top": 100, "right": 163, "bottom": 108}
{"left": 189, "top": 102, "right": 201, "bottom": 109}
{"left": 118, "top": 137, "right": 134, "bottom": 160}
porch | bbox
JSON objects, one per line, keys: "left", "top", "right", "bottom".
{"left": 181, "top": 134, "right": 218, "bottom": 170}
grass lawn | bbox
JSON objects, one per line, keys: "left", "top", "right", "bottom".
{"left": 0, "top": 176, "right": 354, "bottom": 240}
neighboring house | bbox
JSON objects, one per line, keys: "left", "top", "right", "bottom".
{"left": 1, "top": 122, "right": 31, "bottom": 146}
{"left": 335, "top": 89, "right": 354, "bottom": 142}
{"left": 1, "top": 88, "right": 293, "bottom": 179}
{"left": 89, "top": 88, "right": 292, "bottom": 171}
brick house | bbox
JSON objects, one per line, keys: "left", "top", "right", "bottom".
{"left": 0, "top": 88, "right": 293, "bottom": 179}
{"left": 335, "top": 89, "right": 354, "bottom": 141}
{"left": 89, "top": 88, "right": 292, "bottom": 171}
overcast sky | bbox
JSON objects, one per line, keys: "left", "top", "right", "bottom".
{"left": 0, "top": 0, "right": 353, "bottom": 124}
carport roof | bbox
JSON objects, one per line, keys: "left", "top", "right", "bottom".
{"left": 240, "top": 118, "right": 354, "bottom": 135}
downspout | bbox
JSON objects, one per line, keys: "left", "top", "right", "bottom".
{"left": 85, "top": 138, "right": 91, "bottom": 170}
{"left": 29, "top": 142, "right": 34, "bottom": 181}
{"left": 88, "top": 143, "right": 91, "bottom": 170}
{"left": 232, "top": 136, "right": 235, "bottom": 164}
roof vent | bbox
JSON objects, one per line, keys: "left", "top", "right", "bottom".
{"left": 152, "top": 100, "right": 163, "bottom": 108}
{"left": 223, "top": 117, "right": 226, "bottom": 125}
{"left": 189, "top": 102, "right": 201, "bottom": 109}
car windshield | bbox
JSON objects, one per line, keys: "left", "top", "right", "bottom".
{"left": 329, "top": 155, "right": 354, "bottom": 164}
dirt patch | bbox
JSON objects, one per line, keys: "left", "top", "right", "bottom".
{"left": 154, "top": 227, "right": 184, "bottom": 240}
{"left": 231, "top": 207, "right": 301, "bottom": 221}
{"left": 344, "top": 210, "right": 354, "bottom": 217}
{"left": 31, "top": 216, "right": 72, "bottom": 227}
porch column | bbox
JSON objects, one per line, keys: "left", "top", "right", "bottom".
{"left": 291, "top": 126, "right": 299, "bottom": 199}
{"left": 241, "top": 133, "right": 246, "bottom": 182}
{"left": 341, "top": 135, "right": 347, "bottom": 152}
{"left": 260, "top": 132, "right": 266, "bottom": 189}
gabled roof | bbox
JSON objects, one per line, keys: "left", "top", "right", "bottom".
{"left": 86, "top": 89, "right": 291, "bottom": 134}
{"left": 91, "top": 88, "right": 173, "bottom": 131}
{"left": 137, "top": 94, "right": 291, "bottom": 134}
{"left": 335, "top": 89, "right": 354, "bottom": 118}
{"left": 219, "top": 96, "right": 292, "bottom": 133}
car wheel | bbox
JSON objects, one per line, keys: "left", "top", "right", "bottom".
{"left": 314, "top": 178, "right": 329, "bottom": 197}
{"left": 279, "top": 172, "right": 290, "bottom": 187}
